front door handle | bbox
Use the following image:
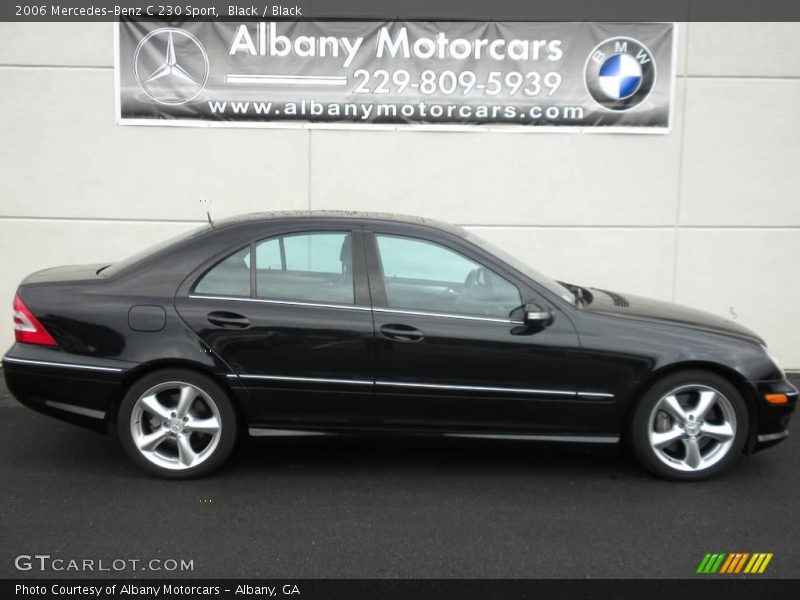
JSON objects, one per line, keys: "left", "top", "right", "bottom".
{"left": 379, "top": 323, "right": 425, "bottom": 343}
{"left": 207, "top": 311, "right": 250, "bottom": 329}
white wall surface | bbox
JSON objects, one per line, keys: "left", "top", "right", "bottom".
{"left": 1, "top": 22, "right": 799, "bottom": 367}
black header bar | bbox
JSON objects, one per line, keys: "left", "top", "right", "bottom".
{"left": 3, "top": 0, "right": 800, "bottom": 22}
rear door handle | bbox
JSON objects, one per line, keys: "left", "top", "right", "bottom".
{"left": 379, "top": 323, "right": 425, "bottom": 343}
{"left": 207, "top": 311, "right": 250, "bottom": 329}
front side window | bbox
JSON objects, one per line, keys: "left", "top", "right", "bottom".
{"left": 256, "top": 232, "right": 354, "bottom": 304}
{"left": 375, "top": 234, "right": 521, "bottom": 318}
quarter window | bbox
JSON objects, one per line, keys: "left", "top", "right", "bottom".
{"left": 194, "top": 247, "right": 251, "bottom": 297}
{"left": 375, "top": 234, "right": 522, "bottom": 318}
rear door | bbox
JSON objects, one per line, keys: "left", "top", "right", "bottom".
{"left": 175, "top": 226, "right": 375, "bottom": 428}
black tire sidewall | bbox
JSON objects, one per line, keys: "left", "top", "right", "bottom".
{"left": 630, "top": 371, "right": 749, "bottom": 481}
{"left": 117, "top": 368, "right": 237, "bottom": 479}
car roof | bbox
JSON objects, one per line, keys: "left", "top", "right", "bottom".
{"left": 214, "top": 210, "right": 467, "bottom": 237}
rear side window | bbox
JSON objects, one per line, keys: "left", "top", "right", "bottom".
{"left": 256, "top": 232, "right": 354, "bottom": 304}
{"left": 193, "top": 231, "right": 354, "bottom": 305}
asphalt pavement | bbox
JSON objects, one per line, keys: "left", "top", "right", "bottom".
{"left": 0, "top": 371, "right": 798, "bottom": 579}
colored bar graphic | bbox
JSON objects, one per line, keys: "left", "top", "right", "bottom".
{"left": 698, "top": 552, "right": 773, "bottom": 574}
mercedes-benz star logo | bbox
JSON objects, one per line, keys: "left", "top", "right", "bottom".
{"left": 133, "top": 27, "right": 209, "bottom": 106}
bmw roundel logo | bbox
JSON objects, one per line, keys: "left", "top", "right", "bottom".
{"left": 584, "top": 37, "right": 656, "bottom": 112}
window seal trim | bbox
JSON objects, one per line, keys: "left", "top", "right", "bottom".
{"left": 189, "top": 295, "right": 523, "bottom": 324}
{"left": 188, "top": 294, "right": 371, "bottom": 312}
{"left": 189, "top": 294, "right": 527, "bottom": 324}
{"left": 374, "top": 307, "right": 523, "bottom": 325}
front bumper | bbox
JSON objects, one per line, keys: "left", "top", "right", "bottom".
{"left": 748, "top": 378, "right": 798, "bottom": 452}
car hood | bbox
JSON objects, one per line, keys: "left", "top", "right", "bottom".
{"left": 583, "top": 287, "right": 765, "bottom": 345}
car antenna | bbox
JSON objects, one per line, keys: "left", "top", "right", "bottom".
{"left": 206, "top": 211, "right": 214, "bottom": 230}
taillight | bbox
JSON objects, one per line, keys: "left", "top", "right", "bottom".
{"left": 13, "top": 293, "right": 57, "bottom": 346}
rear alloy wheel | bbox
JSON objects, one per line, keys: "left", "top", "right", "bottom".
{"left": 631, "top": 371, "right": 748, "bottom": 480}
{"left": 118, "top": 369, "right": 237, "bottom": 478}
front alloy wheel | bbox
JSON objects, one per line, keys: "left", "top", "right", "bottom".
{"left": 119, "top": 369, "right": 237, "bottom": 478}
{"left": 631, "top": 371, "right": 748, "bottom": 480}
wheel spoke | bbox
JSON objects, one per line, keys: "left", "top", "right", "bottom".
{"left": 176, "top": 384, "right": 196, "bottom": 417}
{"left": 691, "top": 390, "right": 718, "bottom": 420}
{"left": 683, "top": 437, "right": 703, "bottom": 469}
{"left": 136, "top": 428, "right": 170, "bottom": 453}
{"left": 177, "top": 435, "right": 198, "bottom": 467}
{"left": 660, "top": 394, "right": 688, "bottom": 422}
{"left": 187, "top": 416, "right": 220, "bottom": 435}
{"left": 139, "top": 394, "right": 172, "bottom": 420}
{"left": 651, "top": 426, "right": 684, "bottom": 449}
{"left": 700, "top": 421, "right": 734, "bottom": 442}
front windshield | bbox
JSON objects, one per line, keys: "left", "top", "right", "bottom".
{"left": 463, "top": 229, "right": 576, "bottom": 305}
{"left": 101, "top": 223, "right": 210, "bottom": 277}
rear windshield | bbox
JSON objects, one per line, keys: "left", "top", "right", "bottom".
{"left": 100, "top": 224, "right": 210, "bottom": 277}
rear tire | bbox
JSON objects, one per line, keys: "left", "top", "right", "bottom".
{"left": 117, "top": 368, "right": 237, "bottom": 479}
{"left": 630, "top": 370, "right": 748, "bottom": 481}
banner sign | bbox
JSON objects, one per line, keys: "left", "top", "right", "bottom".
{"left": 115, "top": 21, "right": 675, "bottom": 132}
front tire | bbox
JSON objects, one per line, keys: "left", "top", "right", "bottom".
{"left": 118, "top": 369, "right": 237, "bottom": 479}
{"left": 630, "top": 370, "right": 749, "bottom": 481}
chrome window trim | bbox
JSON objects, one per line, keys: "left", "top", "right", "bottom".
{"left": 2, "top": 356, "right": 123, "bottom": 373}
{"left": 189, "top": 295, "right": 521, "bottom": 323}
{"left": 225, "top": 372, "right": 614, "bottom": 399}
{"left": 227, "top": 373, "right": 373, "bottom": 386}
{"left": 189, "top": 294, "right": 371, "bottom": 312}
{"left": 373, "top": 307, "right": 523, "bottom": 325}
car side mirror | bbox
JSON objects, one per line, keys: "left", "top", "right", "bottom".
{"left": 524, "top": 303, "right": 552, "bottom": 325}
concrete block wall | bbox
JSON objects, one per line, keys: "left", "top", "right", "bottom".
{"left": 1, "top": 23, "right": 799, "bottom": 367}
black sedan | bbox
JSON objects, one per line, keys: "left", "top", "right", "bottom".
{"left": 3, "top": 212, "right": 796, "bottom": 480}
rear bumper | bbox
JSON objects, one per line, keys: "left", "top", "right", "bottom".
{"left": 2, "top": 345, "right": 132, "bottom": 432}
{"left": 748, "top": 378, "right": 798, "bottom": 453}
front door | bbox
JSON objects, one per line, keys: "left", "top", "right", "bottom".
{"left": 176, "top": 228, "right": 375, "bottom": 427}
{"left": 364, "top": 228, "right": 586, "bottom": 433}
